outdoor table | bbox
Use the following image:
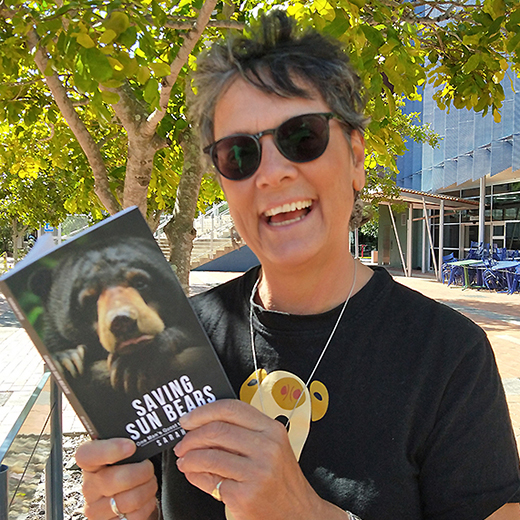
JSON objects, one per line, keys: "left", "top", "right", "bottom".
{"left": 447, "top": 259, "right": 485, "bottom": 289}
{"left": 489, "top": 260, "right": 520, "bottom": 271}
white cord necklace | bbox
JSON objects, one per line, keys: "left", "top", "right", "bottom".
{"left": 249, "top": 260, "right": 358, "bottom": 421}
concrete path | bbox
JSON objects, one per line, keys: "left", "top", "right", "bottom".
{"left": 1, "top": 268, "right": 519, "bottom": 450}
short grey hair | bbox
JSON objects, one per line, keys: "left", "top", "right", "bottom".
{"left": 190, "top": 11, "right": 368, "bottom": 230}
{"left": 190, "top": 11, "right": 368, "bottom": 151}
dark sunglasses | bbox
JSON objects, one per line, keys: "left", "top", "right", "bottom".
{"left": 204, "top": 112, "right": 337, "bottom": 181}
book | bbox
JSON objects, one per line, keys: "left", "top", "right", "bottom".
{"left": 0, "top": 207, "right": 236, "bottom": 463}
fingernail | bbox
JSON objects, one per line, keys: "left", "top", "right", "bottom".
{"left": 179, "top": 413, "right": 191, "bottom": 428}
{"left": 121, "top": 438, "right": 136, "bottom": 455}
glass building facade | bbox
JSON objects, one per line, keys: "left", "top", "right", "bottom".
{"left": 395, "top": 73, "right": 520, "bottom": 261}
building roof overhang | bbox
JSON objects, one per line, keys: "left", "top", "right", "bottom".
{"left": 377, "top": 187, "right": 479, "bottom": 211}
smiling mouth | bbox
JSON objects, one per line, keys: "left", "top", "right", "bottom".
{"left": 264, "top": 200, "right": 313, "bottom": 227}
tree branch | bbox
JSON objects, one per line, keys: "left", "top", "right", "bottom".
{"left": 162, "top": 18, "right": 245, "bottom": 30}
{"left": 37, "top": 122, "right": 55, "bottom": 143}
{"left": 105, "top": 81, "right": 149, "bottom": 136}
{"left": 377, "top": 0, "right": 477, "bottom": 25}
{"left": 141, "top": 14, "right": 244, "bottom": 30}
{"left": 3, "top": 78, "right": 43, "bottom": 88}
{"left": 26, "top": 29, "right": 121, "bottom": 214}
{"left": 142, "top": 0, "right": 220, "bottom": 137}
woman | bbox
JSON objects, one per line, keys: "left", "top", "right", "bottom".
{"left": 76, "top": 12, "right": 520, "bottom": 520}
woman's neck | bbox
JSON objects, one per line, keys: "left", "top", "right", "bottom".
{"left": 255, "top": 256, "right": 373, "bottom": 315}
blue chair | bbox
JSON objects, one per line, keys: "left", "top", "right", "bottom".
{"left": 466, "top": 241, "right": 480, "bottom": 259}
{"left": 482, "top": 267, "right": 506, "bottom": 291}
{"left": 447, "top": 264, "right": 464, "bottom": 287}
{"left": 441, "top": 253, "right": 458, "bottom": 284}
{"left": 479, "top": 243, "right": 491, "bottom": 261}
{"left": 509, "top": 265, "right": 520, "bottom": 294}
{"left": 493, "top": 247, "right": 507, "bottom": 261}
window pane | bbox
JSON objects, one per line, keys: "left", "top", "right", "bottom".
{"left": 506, "top": 222, "right": 520, "bottom": 250}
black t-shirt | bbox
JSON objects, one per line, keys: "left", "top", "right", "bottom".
{"left": 156, "top": 267, "right": 520, "bottom": 520}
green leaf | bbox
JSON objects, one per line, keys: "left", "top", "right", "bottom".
{"left": 143, "top": 77, "right": 159, "bottom": 104}
{"left": 117, "top": 53, "right": 139, "bottom": 76}
{"left": 483, "top": 0, "right": 505, "bottom": 19}
{"left": 509, "top": 7, "right": 520, "bottom": 26}
{"left": 428, "top": 50, "right": 438, "bottom": 64}
{"left": 152, "top": 0, "right": 167, "bottom": 26}
{"left": 361, "top": 26, "right": 385, "bottom": 49}
{"left": 287, "top": 3, "right": 306, "bottom": 18}
{"left": 117, "top": 26, "right": 137, "bottom": 48}
{"left": 104, "top": 11, "right": 130, "bottom": 35}
{"left": 137, "top": 65, "right": 151, "bottom": 84}
{"left": 463, "top": 33, "right": 481, "bottom": 46}
{"left": 101, "top": 79, "right": 125, "bottom": 88}
{"left": 507, "top": 31, "right": 520, "bottom": 53}
{"left": 323, "top": 11, "right": 350, "bottom": 38}
{"left": 74, "top": 70, "right": 96, "bottom": 93}
{"left": 108, "top": 57, "right": 124, "bottom": 72}
{"left": 91, "top": 92, "right": 113, "bottom": 124}
{"left": 76, "top": 32, "right": 95, "bottom": 49}
{"left": 150, "top": 62, "right": 171, "bottom": 77}
{"left": 99, "top": 29, "right": 117, "bottom": 45}
{"left": 44, "top": 59, "right": 54, "bottom": 76}
{"left": 462, "top": 53, "right": 481, "bottom": 73}
{"left": 84, "top": 48, "right": 113, "bottom": 82}
{"left": 101, "top": 90, "right": 120, "bottom": 104}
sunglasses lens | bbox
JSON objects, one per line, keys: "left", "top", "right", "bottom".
{"left": 208, "top": 113, "right": 333, "bottom": 180}
{"left": 276, "top": 114, "right": 330, "bottom": 163}
{"left": 212, "top": 136, "right": 260, "bottom": 180}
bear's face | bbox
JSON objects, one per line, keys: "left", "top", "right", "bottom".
{"left": 46, "top": 239, "right": 181, "bottom": 348}
{"left": 34, "top": 237, "right": 187, "bottom": 394}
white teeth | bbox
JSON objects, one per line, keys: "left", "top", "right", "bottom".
{"left": 264, "top": 200, "right": 312, "bottom": 217}
{"left": 270, "top": 215, "right": 306, "bottom": 227}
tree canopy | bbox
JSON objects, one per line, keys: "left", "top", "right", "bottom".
{"left": 0, "top": 0, "right": 519, "bottom": 276}
{"left": 0, "top": 120, "right": 80, "bottom": 229}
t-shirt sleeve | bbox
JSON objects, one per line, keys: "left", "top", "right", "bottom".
{"left": 418, "top": 333, "right": 520, "bottom": 520}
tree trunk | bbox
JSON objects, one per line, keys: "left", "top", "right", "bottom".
{"left": 122, "top": 136, "right": 162, "bottom": 215}
{"left": 164, "top": 125, "right": 204, "bottom": 292}
{"left": 11, "top": 217, "right": 27, "bottom": 264}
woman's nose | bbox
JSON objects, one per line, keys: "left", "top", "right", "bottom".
{"left": 254, "top": 136, "right": 299, "bottom": 188}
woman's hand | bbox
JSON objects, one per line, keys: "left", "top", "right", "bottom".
{"left": 75, "top": 438, "right": 159, "bottom": 520}
{"left": 174, "top": 399, "right": 346, "bottom": 520}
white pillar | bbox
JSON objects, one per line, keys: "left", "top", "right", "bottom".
{"left": 479, "top": 176, "right": 486, "bottom": 246}
{"left": 407, "top": 204, "right": 413, "bottom": 277}
{"left": 422, "top": 214, "right": 427, "bottom": 273}
{"left": 438, "top": 200, "right": 445, "bottom": 281}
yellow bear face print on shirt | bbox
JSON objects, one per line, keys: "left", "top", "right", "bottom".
{"left": 240, "top": 369, "right": 329, "bottom": 460}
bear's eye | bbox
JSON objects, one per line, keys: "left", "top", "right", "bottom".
{"left": 78, "top": 288, "right": 98, "bottom": 311}
{"left": 126, "top": 269, "right": 151, "bottom": 292}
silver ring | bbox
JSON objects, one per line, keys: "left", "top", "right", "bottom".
{"left": 211, "top": 479, "right": 224, "bottom": 501}
{"left": 110, "top": 497, "right": 127, "bottom": 520}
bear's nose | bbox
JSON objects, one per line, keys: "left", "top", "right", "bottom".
{"left": 110, "top": 314, "right": 138, "bottom": 338}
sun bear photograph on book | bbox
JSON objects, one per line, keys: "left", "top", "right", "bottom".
{"left": 0, "top": 207, "right": 235, "bottom": 463}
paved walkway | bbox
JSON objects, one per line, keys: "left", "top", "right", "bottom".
{"left": 1, "top": 268, "right": 519, "bottom": 449}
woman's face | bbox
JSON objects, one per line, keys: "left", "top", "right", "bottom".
{"left": 213, "top": 78, "right": 365, "bottom": 273}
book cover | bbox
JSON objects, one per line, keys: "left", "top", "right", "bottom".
{"left": 0, "top": 207, "right": 235, "bottom": 463}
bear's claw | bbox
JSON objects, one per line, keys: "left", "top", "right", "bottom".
{"left": 54, "top": 345, "right": 86, "bottom": 377}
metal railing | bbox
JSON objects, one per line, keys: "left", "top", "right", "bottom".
{"left": 0, "top": 370, "right": 63, "bottom": 520}
{"left": 155, "top": 202, "right": 238, "bottom": 266}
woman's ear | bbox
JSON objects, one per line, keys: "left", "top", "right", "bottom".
{"left": 350, "top": 130, "right": 365, "bottom": 192}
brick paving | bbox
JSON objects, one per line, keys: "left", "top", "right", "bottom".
{"left": 1, "top": 268, "right": 519, "bottom": 450}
